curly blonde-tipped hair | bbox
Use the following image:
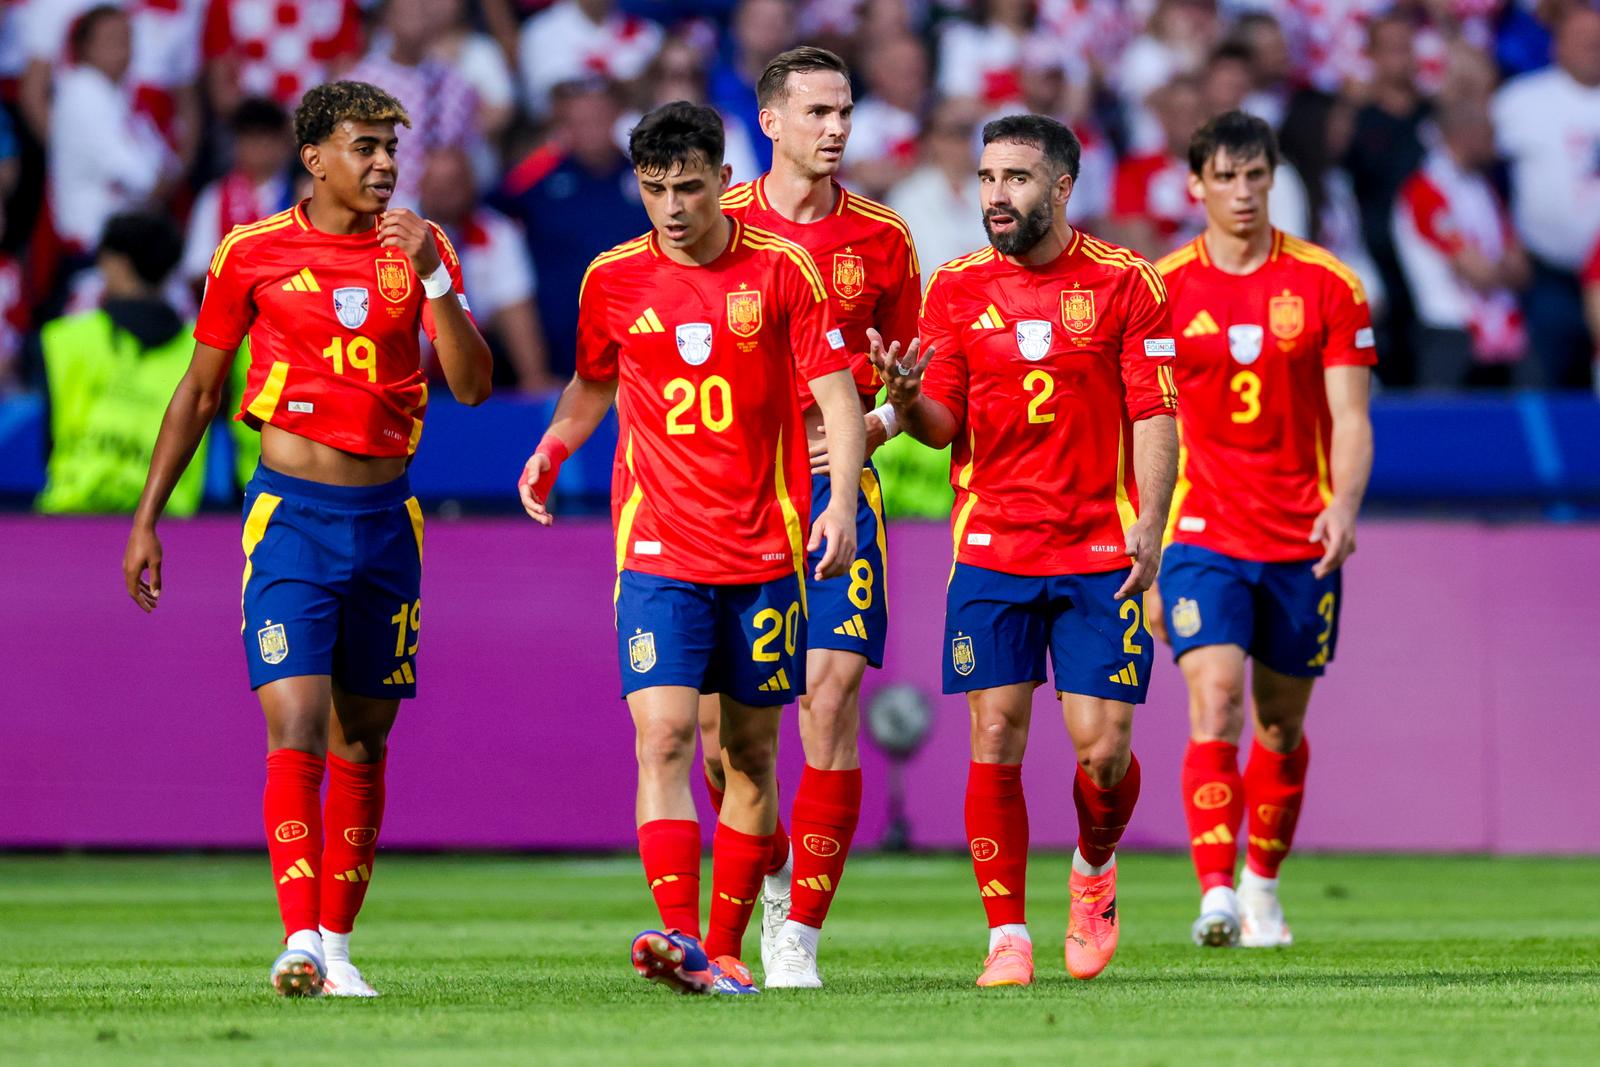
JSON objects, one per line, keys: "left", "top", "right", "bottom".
{"left": 294, "top": 81, "right": 412, "bottom": 148}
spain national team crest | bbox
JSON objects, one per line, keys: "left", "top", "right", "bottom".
{"left": 1171, "top": 597, "right": 1202, "bottom": 639}
{"left": 832, "top": 252, "right": 865, "bottom": 300}
{"left": 951, "top": 634, "right": 975, "bottom": 676}
{"left": 628, "top": 630, "right": 657, "bottom": 673}
{"left": 1227, "top": 324, "right": 1263, "bottom": 365}
{"left": 1061, "top": 288, "right": 1096, "bottom": 334}
{"left": 333, "top": 286, "right": 369, "bottom": 329}
{"left": 376, "top": 256, "right": 411, "bottom": 303}
{"left": 675, "top": 322, "right": 713, "bottom": 366}
{"left": 257, "top": 622, "right": 288, "bottom": 665}
{"left": 726, "top": 290, "right": 763, "bottom": 337}
{"left": 1269, "top": 291, "right": 1304, "bottom": 340}
{"left": 1015, "top": 319, "right": 1053, "bottom": 361}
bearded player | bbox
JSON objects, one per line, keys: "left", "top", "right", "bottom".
{"left": 694, "top": 46, "right": 921, "bottom": 988}
{"left": 517, "top": 102, "right": 864, "bottom": 995}
{"left": 123, "top": 81, "right": 493, "bottom": 997}
{"left": 1151, "top": 111, "right": 1375, "bottom": 949}
{"left": 875, "top": 115, "right": 1178, "bottom": 987}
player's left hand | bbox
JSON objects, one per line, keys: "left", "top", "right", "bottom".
{"left": 1116, "top": 517, "right": 1163, "bottom": 600}
{"left": 1310, "top": 500, "right": 1358, "bottom": 578}
{"left": 518, "top": 452, "right": 556, "bottom": 525}
{"left": 808, "top": 502, "right": 857, "bottom": 581}
{"left": 377, "top": 208, "right": 442, "bottom": 276}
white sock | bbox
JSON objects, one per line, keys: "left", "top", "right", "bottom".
{"left": 319, "top": 927, "right": 350, "bottom": 965}
{"left": 1071, "top": 849, "right": 1116, "bottom": 877}
{"left": 285, "top": 928, "right": 323, "bottom": 961}
{"left": 779, "top": 920, "right": 820, "bottom": 955}
{"left": 1240, "top": 867, "right": 1279, "bottom": 894}
{"left": 764, "top": 856, "right": 792, "bottom": 894}
{"left": 1200, "top": 885, "right": 1239, "bottom": 915}
{"left": 988, "top": 923, "right": 1031, "bottom": 951}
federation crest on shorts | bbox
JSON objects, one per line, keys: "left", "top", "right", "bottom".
{"left": 257, "top": 622, "right": 288, "bottom": 665}
{"left": 675, "top": 322, "right": 713, "bottom": 366}
{"left": 1061, "top": 288, "right": 1096, "bottom": 334}
{"left": 832, "top": 252, "right": 865, "bottom": 300}
{"left": 951, "top": 634, "right": 975, "bottom": 676}
{"left": 376, "top": 256, "right": 411, "bottom": 303}
{"left": 332, "top": 286, "right": 369, "bottom": 329}
{"left": 1171, "top": 597, "right": 1202, "bottom": 639}
{"left": 1015, "top": 319, "right": 1053, "bottom": 361}
{"left": 1227, "top": 324, "right": 1263, "bottom": 365}
{"left": 1269, "top": 291, "right": 1304, "bottom": 340}
{"left": 726, "top": 289, "right": 763, "bottom": 337}
{"left": 628, "top": 630, "right": 657, "bottom": 673}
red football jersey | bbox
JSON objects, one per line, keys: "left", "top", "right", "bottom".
{"left": 722, "top": 179, "right": 920, "bottom": 407}
{"left": 577, "top": 219, "right": 848, "bottom": 585}
{"left": 1156, "top": 230, "right": 1377, "bottom": 562}
{"left": 919, "top": 231, "right": 1179, "bottom": 577}
{"left": 195, "top": 202, "right": 470, "bottom": 457}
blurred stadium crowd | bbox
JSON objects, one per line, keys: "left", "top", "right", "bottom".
{"left": 1, "top": 0, "right": 1598, "bottom": 426}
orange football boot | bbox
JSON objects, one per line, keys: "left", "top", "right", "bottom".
{"left": 1065, "top": 865, "right": 1119, "bottom": 980}
{"left": 975, "top": 934, "right": 1034, "bottom": 987}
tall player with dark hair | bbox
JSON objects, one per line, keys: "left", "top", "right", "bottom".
{"left": 1152, "top": 111, "right": 1375, "bottom": 949}
{"left": 517, "top": 101, "right": 864, "bottom": 995}
{"left": 704, "top": 46, "right": 921, "bottom": 988}
{"left": 123, "top": 82, "right": 493, "bottom": 998}
{"left": 875, "top": 115, "right": 1178, "bottom": 987}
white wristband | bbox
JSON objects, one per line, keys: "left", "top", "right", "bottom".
{"left": 421, "top": 261, "right": 453, "bottom": 299}
{"left": 870, "top": 402, "right": 900, "bottom": 440}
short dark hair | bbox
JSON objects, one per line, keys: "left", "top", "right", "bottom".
{"left": 98, "top": 212, "right": 183, "bottom": 286}
{"left": 628, "top": 101, "right": 725, "bottom": 173}
{"left": 1187, "top": 109, "right": 1279, "bottom": 175}
{"left": 69, "top": 4, "right": 125, "bottom": 62}
{"left": 757, "top": 46, "right": 850, "bottom": 109}
{"left": 294, "top": 81, "right": 411, "bottom": 148}
{"left": 1207, "top": 41, "right": 1256, "bottom": 71}
{"left": 981, "top": 114, "right": 1081, "bottom": 182}
{"left": 231, "top": 96, "right": 289, "bottom": 136}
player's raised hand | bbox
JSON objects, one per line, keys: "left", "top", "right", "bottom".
{"left": 518, "top": 452, "right": 557, "bottom": 525}
{"left": 1310, "top": 500, "right": 1358, "bottom": 578}
{"left": 1115, "top": 517, "right": 1163, "bottom": 600}
{"left": 807, "top": 503, "right": 857, "bottom": 581}
{"left": 865, "top": 328, "right": 933, "bottom": 410}
{"left": 377, "top": 208, "right": 442, "bottom": 276}
{"left": 123, "top": 523, "right": 163, "bottom": 612}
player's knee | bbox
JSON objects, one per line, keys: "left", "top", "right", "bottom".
{"left": 635, "top": 721, "right": 696, "bottom": 774}
{"left": 721, "top": 728, "right": 778, "bottom": 781}
{"left": 1188, "top": 672, "right": 1245, "bottom": 740}
{"left": 1253, "top": 709, "right": 1306, "bottom": 752}
{"left": 1077, "top": 743, "right": 1132, "bottom": 788}
{"left": 799, "top": 675, "right": 860, "bottom": 765}
{"left": 971, "top": 708, "right": 1026, "bottom": 763}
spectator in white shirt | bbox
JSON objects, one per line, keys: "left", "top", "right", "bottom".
{"left": 887, "top": 96, "right": 986, "bottom": 272}
{"left": 843, "top": 34, "right": 927, "bottom": 199}
{"left": 518, "top": 0, "right": 663, "bottom": 119}
{"left": 428, "top": 0, "right": 517, "bottom": 148}
{"left": 180, "top": 97, "right": 296, "bottom": 289}
{"left": 48, "top": 6, "right": 175, "bottom": 253}
{"left": 1491, "top": 4, "right": 1600, "bottom": 387}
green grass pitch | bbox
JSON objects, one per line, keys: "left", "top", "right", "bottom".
{"left": 2, "top": 853, "right": 1597, "bottom": 1065}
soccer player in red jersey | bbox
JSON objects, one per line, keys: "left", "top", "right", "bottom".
{"left": 516, "top": 102, "right": 865, "bottom": 995}
{"left": 874, "top": 115, "right": 1179, "bottom": 987}
{"left": 694, "top": 46, "right": 921, "bottom": 988}
{"left": 123, "top": 82, "right": 492, "bottom": 997}
{"left": 1150, "top": 111, "right": 1375, "bottom": 949}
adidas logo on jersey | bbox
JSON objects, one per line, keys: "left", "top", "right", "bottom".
{"left": 1108, "top": 663, "right": 1140, "bottom": 686}
{"left": 628, "top": 308, "right": 665, "bottom": 334}
{"left": 382, "top": 662, "right": 416, "bottom": 686}
{"left": 757, "top": 668, "right": 792, "bottom": 693}
{"left": 281, "top": 267, "right": 321, "bottom": 292}
{"left": 969, "top": 304, "right": 1006, "bottom": 330}
{"left": 832, "top": 613, "right": 868, "bottom": 639}
{"left": 1183, "top": 310, "right": 1220, "bottom": 337}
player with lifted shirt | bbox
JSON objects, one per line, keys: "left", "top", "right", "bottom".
{"left": 1151, "top": 111, "right": 1375, "bottom": 950}
{"left": 706, "top": 46, "right": 921, "bottom": 988}
{"left": 517, "top": 102, "right": 864, "bottom": 995}
{"left": 876, "top": 115, "right": 1178, "bottom": 988}
{"left": 123, "top": 82, "right": 493, "bottom": 997}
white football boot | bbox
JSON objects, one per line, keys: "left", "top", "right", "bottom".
{"left": 758, "top": 855, "right": 794, "bottom": 975}
{"left": 323, "top": 959, "right": 381, "bottom": 997}
{"left": 763, "top": 924, "right": 823, "bottom": 989}
{"left": 270, "top": 929, "right": 325, "bottom": 997}
{"left": 1238, "top": 870, "right": 1294, "bottom": 947}
{"left": 1191, "top": 885, "right": 1242, "bottom": 947}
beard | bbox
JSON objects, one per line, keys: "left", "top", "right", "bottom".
{"left": 984, "top": 198, "right": 1054, "bottom": 256}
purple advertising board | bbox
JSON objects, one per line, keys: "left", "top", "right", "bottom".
{"left": 4, "top": 516, "right": 1598, "bottom": 853}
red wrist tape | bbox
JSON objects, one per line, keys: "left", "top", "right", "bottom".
{"left": 520, "top": 432, "right": 570, "bottom": 504}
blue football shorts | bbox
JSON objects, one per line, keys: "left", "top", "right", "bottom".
{"left": 804, "top": 462, "right": 889, "bottom": 668}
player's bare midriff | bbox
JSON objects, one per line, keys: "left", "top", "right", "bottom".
{"left": 260, "top": 423, "right": 409, "bottom": 486}
{"left": 802, "top": 393, "right": 872, "bottom": 455}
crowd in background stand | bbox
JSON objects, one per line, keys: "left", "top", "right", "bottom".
{"left": 2, "top": 0, "right": 1598, "bottom": 407}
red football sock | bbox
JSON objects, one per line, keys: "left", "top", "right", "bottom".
{"left": 319, "top": 753, "right": 385, "bottom": 935}
{"left": 787, "top": 765, "right": 862, "bottom": 928}
{"left": 1182, "top": 740, "right": 1244, "bottom": 891}
{"left": 706, "top": 769, "right": 789, "bottom": 875}
{"left": 965, "top": 762, "right": 1028, "bottom": 926}
{"left": 637, "top": 819, "right": 702, "bottom": 940}
{"left": 704, "top": 822, "right": 769, "bottom": 960}
{"left": 1073, "top": 754, "right": 1141, "bottom": 867}
{"left": 263, "top": 748, "right": 325, "bottom": 938}
{"left": 1243, "top": 737, "right": 1310, "bottom": 878}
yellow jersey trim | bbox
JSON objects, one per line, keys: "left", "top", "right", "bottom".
{"left": 613, "top": 433, "right": 645, "bottom": 602}
{"left": 246, "top": 361, "right": 289, "bottom": 424}
{"left": 743, "top": 226, "right": 828, "bottom": 302}
{"left": 239, "top": 492, "right": 282, "bottom": 631}
{"left": 580, "top": 236, "right": 651, "bottom": 303}
{"left": 209, "top": 209, "right": 297, "bottom": 275}
{"left": 1114, "top": 432, "right": 1138, "bottom": 536}
{"left": 841, "top": 190, "right": 922, "bottom": 276}
{"left": 1154, "top": 239, "right": 1200, "bottom": 277}
{"left": 1314, "top": 418, "right": 1334, "bottom": 505}
{"left": 773, "top": 428, "right": 809, "bottom": 616}
{"left": 1280, "top": 234, "right": 1367, "bottom": 304}
{"left": 921, "top": 247, "right": 997, "bottom": 315}
{"left": 405, "top": 497, "right": 425, "bottom": 564}
{"left": 948, "top": 425, "right": 979, "bottom": 581}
